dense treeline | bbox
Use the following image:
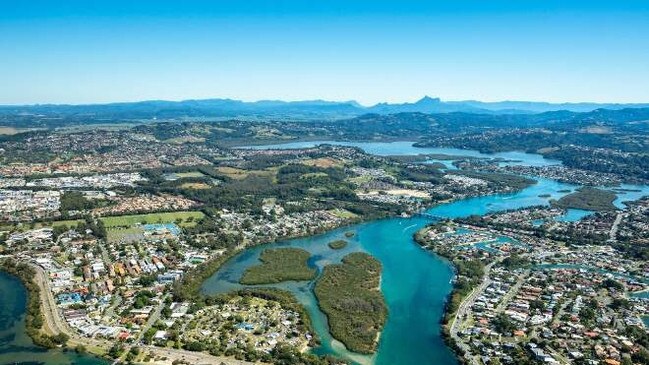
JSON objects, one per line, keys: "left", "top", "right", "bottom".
{"left": 60, "top": 191, "right": 93, "bottom": 210}
{"left": 175, "top": 164, "right": 357, "bottom": 213}
{"left": 501, "top": 254, "right": 530, "bottom": 270}
{"left": 240, "top": 248, "right": 316, "bottom": 285}
{"left": 451, "top": 170, "right": 536, "bottom": 190}
{"left": 414, "top": 226, "right": 485, "bottom": 324}
{"left": 0, "top": 259, "right": 70, "bottom": 348}
{"left": 314, "top": 252, "right": 387, "bottom": 354}
{"left": 269, "top": 344, "right": 344, "bottom": 365}
{"left": 173, "top": 250, "right": 241, "bottom": 301}
{"left": 551, "top": 187, "right": 617, "bottom": 211}
{"left": 60, "top": 191, "right": 100, "bottom": 215}
{"left": 419, "top": 128, "right": 649, "bottom": 155}
{"left": 443, "top": 259, "right": 485, "bottom": 321}
{"left": 162, "top": 158, "right": 404, "bottom": 224}
{"left": 393, "top": 164, "right": 445, "bottom": 184}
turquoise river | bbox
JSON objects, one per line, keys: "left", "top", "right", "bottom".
{"left": 204, "top": 141, "right": 649, "bottom": 365}
{"left": 2, "top": 141, "right": 648, "bottom": 364}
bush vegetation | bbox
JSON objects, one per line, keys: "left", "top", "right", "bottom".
{"left": 551, "top": 187, "right": 617, "bottom": 211}
{"left": 314, "top": 252, "right": 387, "bottom": 354}
{"left": 173, "top": 249, "right": 240, "bottom": 301}
{"left": 240, "top": 248, "right": 316, "bottom": 285}
{"left": 327, "top": 240, "right": 347, "bottom": 250}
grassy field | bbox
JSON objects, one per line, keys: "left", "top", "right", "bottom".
{"left": 216, "top": 166, "right": 250, "bottom": 179}
{"left": 164, "top": 136, "right": 206, "bottom": 144}
{"left": 328, "top": 208, "right": 358, "bottom": 219}
{"left": 240, "top": 248, "right": 316, "bottom": 285}
{"left": 175, "top": 171, "right": 205, "bottom": 178}
{"left": 300, "top": 172, "right": 329, "bottom": 179}
{"left": 100, "top": 211, "right": 204, "bottom": 228}
{"left": 45, "top": 219, "right": 85, "bottom": 228}
{"left": 300, "top": 157, "right": 341, "bottom": 168}
{"left": 180, "top": 182, "right": 211, "bottom": 189}
{"left": 216, "top": 166, "right": 277, "bottom": 181}
{"left": 347, "top": 175, "right": 372, "bottom": 185}
{"left": 106, "top": 227, "right": 144, "bottom": 243}
{"left": 314, "top": 252, "right": 387, "bottom": 354}
{"left": 0, "top": 126, "right": 42, "bottom": 135}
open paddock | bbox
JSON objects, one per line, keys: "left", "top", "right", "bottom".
{"left": 100, "top": 211, "right": 204, "bottom": 228}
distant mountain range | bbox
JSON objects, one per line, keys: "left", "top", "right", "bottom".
{"left": 375, "top": 96, "right": 649, "bottom": 114}
{"left": 2, "top": 96, "right": 649, "bottom": 119}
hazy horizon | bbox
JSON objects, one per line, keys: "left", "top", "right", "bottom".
{"left": 2, "top": 95, "right": 649, "bottom": 108}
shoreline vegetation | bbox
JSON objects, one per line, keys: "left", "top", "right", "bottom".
{"left": 551, "top": 186, "right": 617, "bottom": 211}
{"left": 1, "top": 251, "right": 331, "bottom": 365}
{"left": 167, "top": 171, "right": 538, "bottom": 361}
{"left": 0, "top": 160, "right": 541, "bottom": 364}
{"left": 172, "top": 214, "right": 373, "bottom": 302}
{"left": 314, "top": 252, "right": 387, "bottom": 354}
{"left": 413, "top": 226, "right": 485, "bottom": 363}
{"left": 414, "top": 224, "right": 533, "bottom": 364}
{"left": 0, "top": 259, "right": 70, "bottom": 349}
{"left": 239, "top": 248, "right": 316, "bottom": 285}
{"left": 327, "top": 240, "right": 348, "bottom": 250}
{"left": 173, "top": 249, "right": 241, "bottom": 301}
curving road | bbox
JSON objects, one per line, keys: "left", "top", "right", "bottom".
{"left": 30, "top": 262, "right": 255, "bottom": 365}
{"left": 448, "top": 261, "right": 498, "bottom": 365}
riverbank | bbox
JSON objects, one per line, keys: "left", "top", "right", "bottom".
{"left": 0, "top": 259, "right": 70, "bottom": 349}
{"left": 205, "top": 173, "right": 603, "bottom": 365}
{"left": 0, "top": 258, "right": 259, "bottom": 365}
{"left": 0, "top": 270, "right": 109, "bottom": 365}
{"left": 174, "top": 213, "right": 384, "bottom": 301}
{"left": 413, "top": 226, "right": 490, "bottom": 365}
{"left": 6, "top": 142, "right": 576, "bottom": 365}
{"left": 176, "top": 153, "right": 541, "bottom": 307}
{"left": 201, "top": 175, "right": 588, "bottom": 365}
{"left": 414, "top": 227, "right": 469, "bottom": 324}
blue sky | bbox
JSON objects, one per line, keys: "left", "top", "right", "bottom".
{"left": 1, "top": 1, "right": 648, "bottom": 105}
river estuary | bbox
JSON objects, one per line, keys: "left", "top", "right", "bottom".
{"left": 2, "top": 141, "right": 648, "bottom": 365}
{"left": 204, "top": 141, "right": 649, "bottom": 365}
